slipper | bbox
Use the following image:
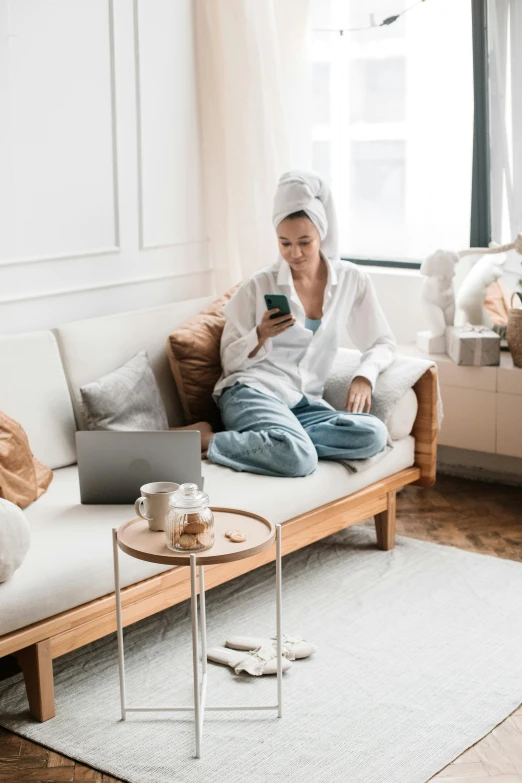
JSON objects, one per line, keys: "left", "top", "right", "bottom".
{"left": 207, "top": 645, "right": 292, "bottom": 676}
{"left": 225, "top": 634, "right": 316, "bottom": 661}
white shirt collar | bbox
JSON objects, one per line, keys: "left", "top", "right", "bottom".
{"left": 276, "top": 255, "right": 339, "bottom": 315}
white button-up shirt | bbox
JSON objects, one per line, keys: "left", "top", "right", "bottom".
{"left": 213, "top": 257, "right": 396, "bottom": 408}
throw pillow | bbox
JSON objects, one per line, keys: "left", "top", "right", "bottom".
{"left": 80, "top": 350, "right": 169, "bottom": 431}
{"left": 0, "top": 498, "right": 31, "bottom": 582}
{"left": 0, "top": 411, "right": 53, "bottom": 509}
{"left": 387, "top": 389, "right": 418, "bottom": 440}
{"left": 166, "top": 286, "right": 239, "bottom": 428}
{"left": 484, "top": 278, "right": 512, "bottom": 325}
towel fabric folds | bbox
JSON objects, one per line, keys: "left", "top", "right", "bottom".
{"left": 272, "top": 170, "right": 339, "bottom": 261}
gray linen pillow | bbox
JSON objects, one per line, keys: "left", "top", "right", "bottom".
{"left": 80, "top": 350, "right": 169, "bottom": 431}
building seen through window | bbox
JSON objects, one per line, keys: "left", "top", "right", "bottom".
{"left": 311, "top": 0, "right": 474, "bottom": 263}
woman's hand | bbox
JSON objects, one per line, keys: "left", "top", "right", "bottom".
{"left": 345, "top": 375, "right": 372, "bottom": 414}
{"left": 256, "top": 309, "right": 296, "bottom": 344}
{"left": 248, "top": 309, "right": 296, "bottom": 359}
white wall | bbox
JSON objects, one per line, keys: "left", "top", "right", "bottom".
{"left": 0, "top": 0, "right": 212, "bottom": 335}
{"left": 0, "top": 0, "right": 426, "bottom": 344}
{"left": 366, "top": 267, "right": 426, "bottom": 344}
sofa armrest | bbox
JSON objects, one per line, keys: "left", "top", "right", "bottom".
{"left": 411, "top": 367, "right": 438, "bottom": 488}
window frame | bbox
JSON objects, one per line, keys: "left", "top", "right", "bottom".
{"left": 341, "top": 0, "right": 491, "bottom": 270}
{"left": 341, "top": 257, "right": 421, "bottom": 270}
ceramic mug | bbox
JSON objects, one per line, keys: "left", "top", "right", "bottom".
{"left": 134, "top": 481, "right": 179, "bottom": 532}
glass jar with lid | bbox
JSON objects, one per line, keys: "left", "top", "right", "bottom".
{"left": 165, "top": 483, "right": 214, "bottom": 552}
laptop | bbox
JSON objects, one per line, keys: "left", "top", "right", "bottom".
{"left": 76, "top": 431, "right": 203, "bottom": 504}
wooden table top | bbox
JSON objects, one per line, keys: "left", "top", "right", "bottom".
{"left": 116, "top": 507, "right": 275, "bottom": 566}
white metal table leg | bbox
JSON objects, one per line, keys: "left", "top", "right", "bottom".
{"left": 275, "top": 524, "right": 283, "bottom": 718}
{"left": 199, "top": 565, "right": 207, "bottom": 742}
{"left": 199, "top": 566, "right": 207, "bottom": 674}
{"left": 112, "top": 528, "right": 127, "bottom": 721}
{"left": 190, "top": 555, "right": 201, "bottom": 758}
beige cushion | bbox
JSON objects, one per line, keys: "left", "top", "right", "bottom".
{"left": 0, "top": 411, "right": 53, "bottom": 509}
{"left": 0, "top": 331, "right": 77, "bottom": 469}
{"left": 0, "top": 438, "right": 415, "bottom": 635}
{"left": 53, "top": 297, "right": 215, "bottom": 430}
{"left": 387, "top": 389, "right": 418, "bottom": 440}
{"left": 484, "top": 279, "right": 512, "bottom": 325}
{"left": 165, "top": 287, "right": 238, "bottom": 428}
{"left": 0, "top": 498, "right": 31, "bottom": 582}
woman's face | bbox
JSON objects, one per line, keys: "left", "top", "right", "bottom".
{"left": 277, "top": 217, "right": 321, "bottom": 270}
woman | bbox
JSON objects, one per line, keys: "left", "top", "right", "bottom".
{"left": 202, "top": 171, "right": 396, "bottom": 477}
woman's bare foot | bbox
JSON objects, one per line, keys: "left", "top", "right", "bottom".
{"left": 170, "top": 421, "right": 214, "bottom": 457}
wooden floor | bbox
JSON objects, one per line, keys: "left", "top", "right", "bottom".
{"left": 1, "top": 474, "right": 521, "bottom": 783}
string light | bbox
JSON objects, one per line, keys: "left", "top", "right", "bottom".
{"left": 314, "top": 0, "right": 426, "bottom": 36}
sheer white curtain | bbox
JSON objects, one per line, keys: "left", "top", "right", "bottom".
{"left": 194, "top": 0, "right": 311, "bottom": 293}
{"left": 488, "top": 0, "right": 522, "bottom": 288}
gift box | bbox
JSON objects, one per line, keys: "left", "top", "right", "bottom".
{"left": 445, "top": 325, "right": 501, "bottom": 366}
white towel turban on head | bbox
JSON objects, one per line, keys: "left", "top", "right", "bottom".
{"left": 272, "top": 170, "right": 339, "bottom": 260}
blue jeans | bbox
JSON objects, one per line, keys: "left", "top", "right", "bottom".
{"left": 207, "top": 383, "right": 388, "bottom": 478}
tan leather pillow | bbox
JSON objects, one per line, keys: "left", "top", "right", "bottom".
{"left": 0, "top": 411, "right": 53, "bottom": 509}
{"left": 166, "top": 286, "right": 239, "bottom": 428}
{"left": 484, "top": 279, "right": 513, "bottom": 325}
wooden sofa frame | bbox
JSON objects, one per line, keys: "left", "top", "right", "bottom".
{"left": 0, "top": 368, "right": 438, "bottom": 722}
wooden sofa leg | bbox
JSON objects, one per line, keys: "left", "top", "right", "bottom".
{"left": 15, "top": 640, "right": 55, "bottom": 721}
{"left": 374, "top": 490, "right": 397, "bottom": 551}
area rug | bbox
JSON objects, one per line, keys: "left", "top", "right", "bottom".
{"left": 1, "top": 527, "right": 522, "bottom": 783}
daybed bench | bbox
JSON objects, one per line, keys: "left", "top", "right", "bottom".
{"left": 0, "top": 296, "right": 438, "bottom": 721}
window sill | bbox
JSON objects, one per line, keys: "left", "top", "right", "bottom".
{"left": 357, "top": 264, "right": 421, "bottom": 278}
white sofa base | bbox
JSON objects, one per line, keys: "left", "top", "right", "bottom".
{"left": 0, "top": 437, "right": 414, "bottom": 637}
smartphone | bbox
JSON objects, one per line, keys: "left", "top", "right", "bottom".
{"left": 264, "top": 293, "right": 292, "bottom": 321}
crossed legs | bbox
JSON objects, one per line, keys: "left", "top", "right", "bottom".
{"left": 207, "top": 384, "right": 388, "bottom": 478}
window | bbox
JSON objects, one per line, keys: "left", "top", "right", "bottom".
{"left": 349, "top": 58, "right": 405, "bottom": 124}
{"left": 487, "top": 0, "right": 521, "bottom": 290}
{"left": 311, "top": 0, "right": 474, "bottom": 266}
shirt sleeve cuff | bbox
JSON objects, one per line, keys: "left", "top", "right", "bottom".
{"left": 244, "top": 329, "right": 272, "bottom": 363}
{"left": 244, "top": 327, "right": 259, "bottom": 356}
{"left": 354, "top": 364, "right": 378, "bottom": 391}
{"left": 258, "top": 336, "right": 273, "bottom": 357}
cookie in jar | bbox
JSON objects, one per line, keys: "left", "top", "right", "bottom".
{"left": 166, "top": 483, "right": 214, "bottom": 552}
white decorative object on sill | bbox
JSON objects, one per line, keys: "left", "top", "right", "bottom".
{"left": 416, "top": 249, "right": 459, "bottom": 354}
{"left": 446, "top": 324, "right": 501, "bottom": 366}
{"left": 456, "top": 254, "right": 507, "bottom": 327}
{"left": 416, "top": 331, "right": 446, "bottom": 354}
{"left": 0, "top": 498, "right": 31, "bottom": 582}
{"left": 456, "top": 233, "right": 522, "bottom": 326}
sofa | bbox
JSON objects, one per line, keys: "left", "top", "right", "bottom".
{"left": 0, "top": 295, "right": 438, "bottom": 722}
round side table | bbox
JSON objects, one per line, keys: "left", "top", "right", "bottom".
{"left": 112, "top": 508, "right": 283, "bottom": 759}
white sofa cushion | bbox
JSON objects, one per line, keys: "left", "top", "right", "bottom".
{"left": 0, "top": 437, "right": 415, "bottom": 636}
{"left": 0, "top": 498, "right": 31, "bottom": 582}
{"left": 387, "top": 389, "right": 418, "bottom": 440}
{"left": 53, "top": 297, "right": 215, "bottom": 430}
{"left": 0, "top": 331, "right": 76, "bottom": 469}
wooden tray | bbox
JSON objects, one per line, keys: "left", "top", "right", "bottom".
{"left": 117, "top": 507, "right": 275, "bottom": 566}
